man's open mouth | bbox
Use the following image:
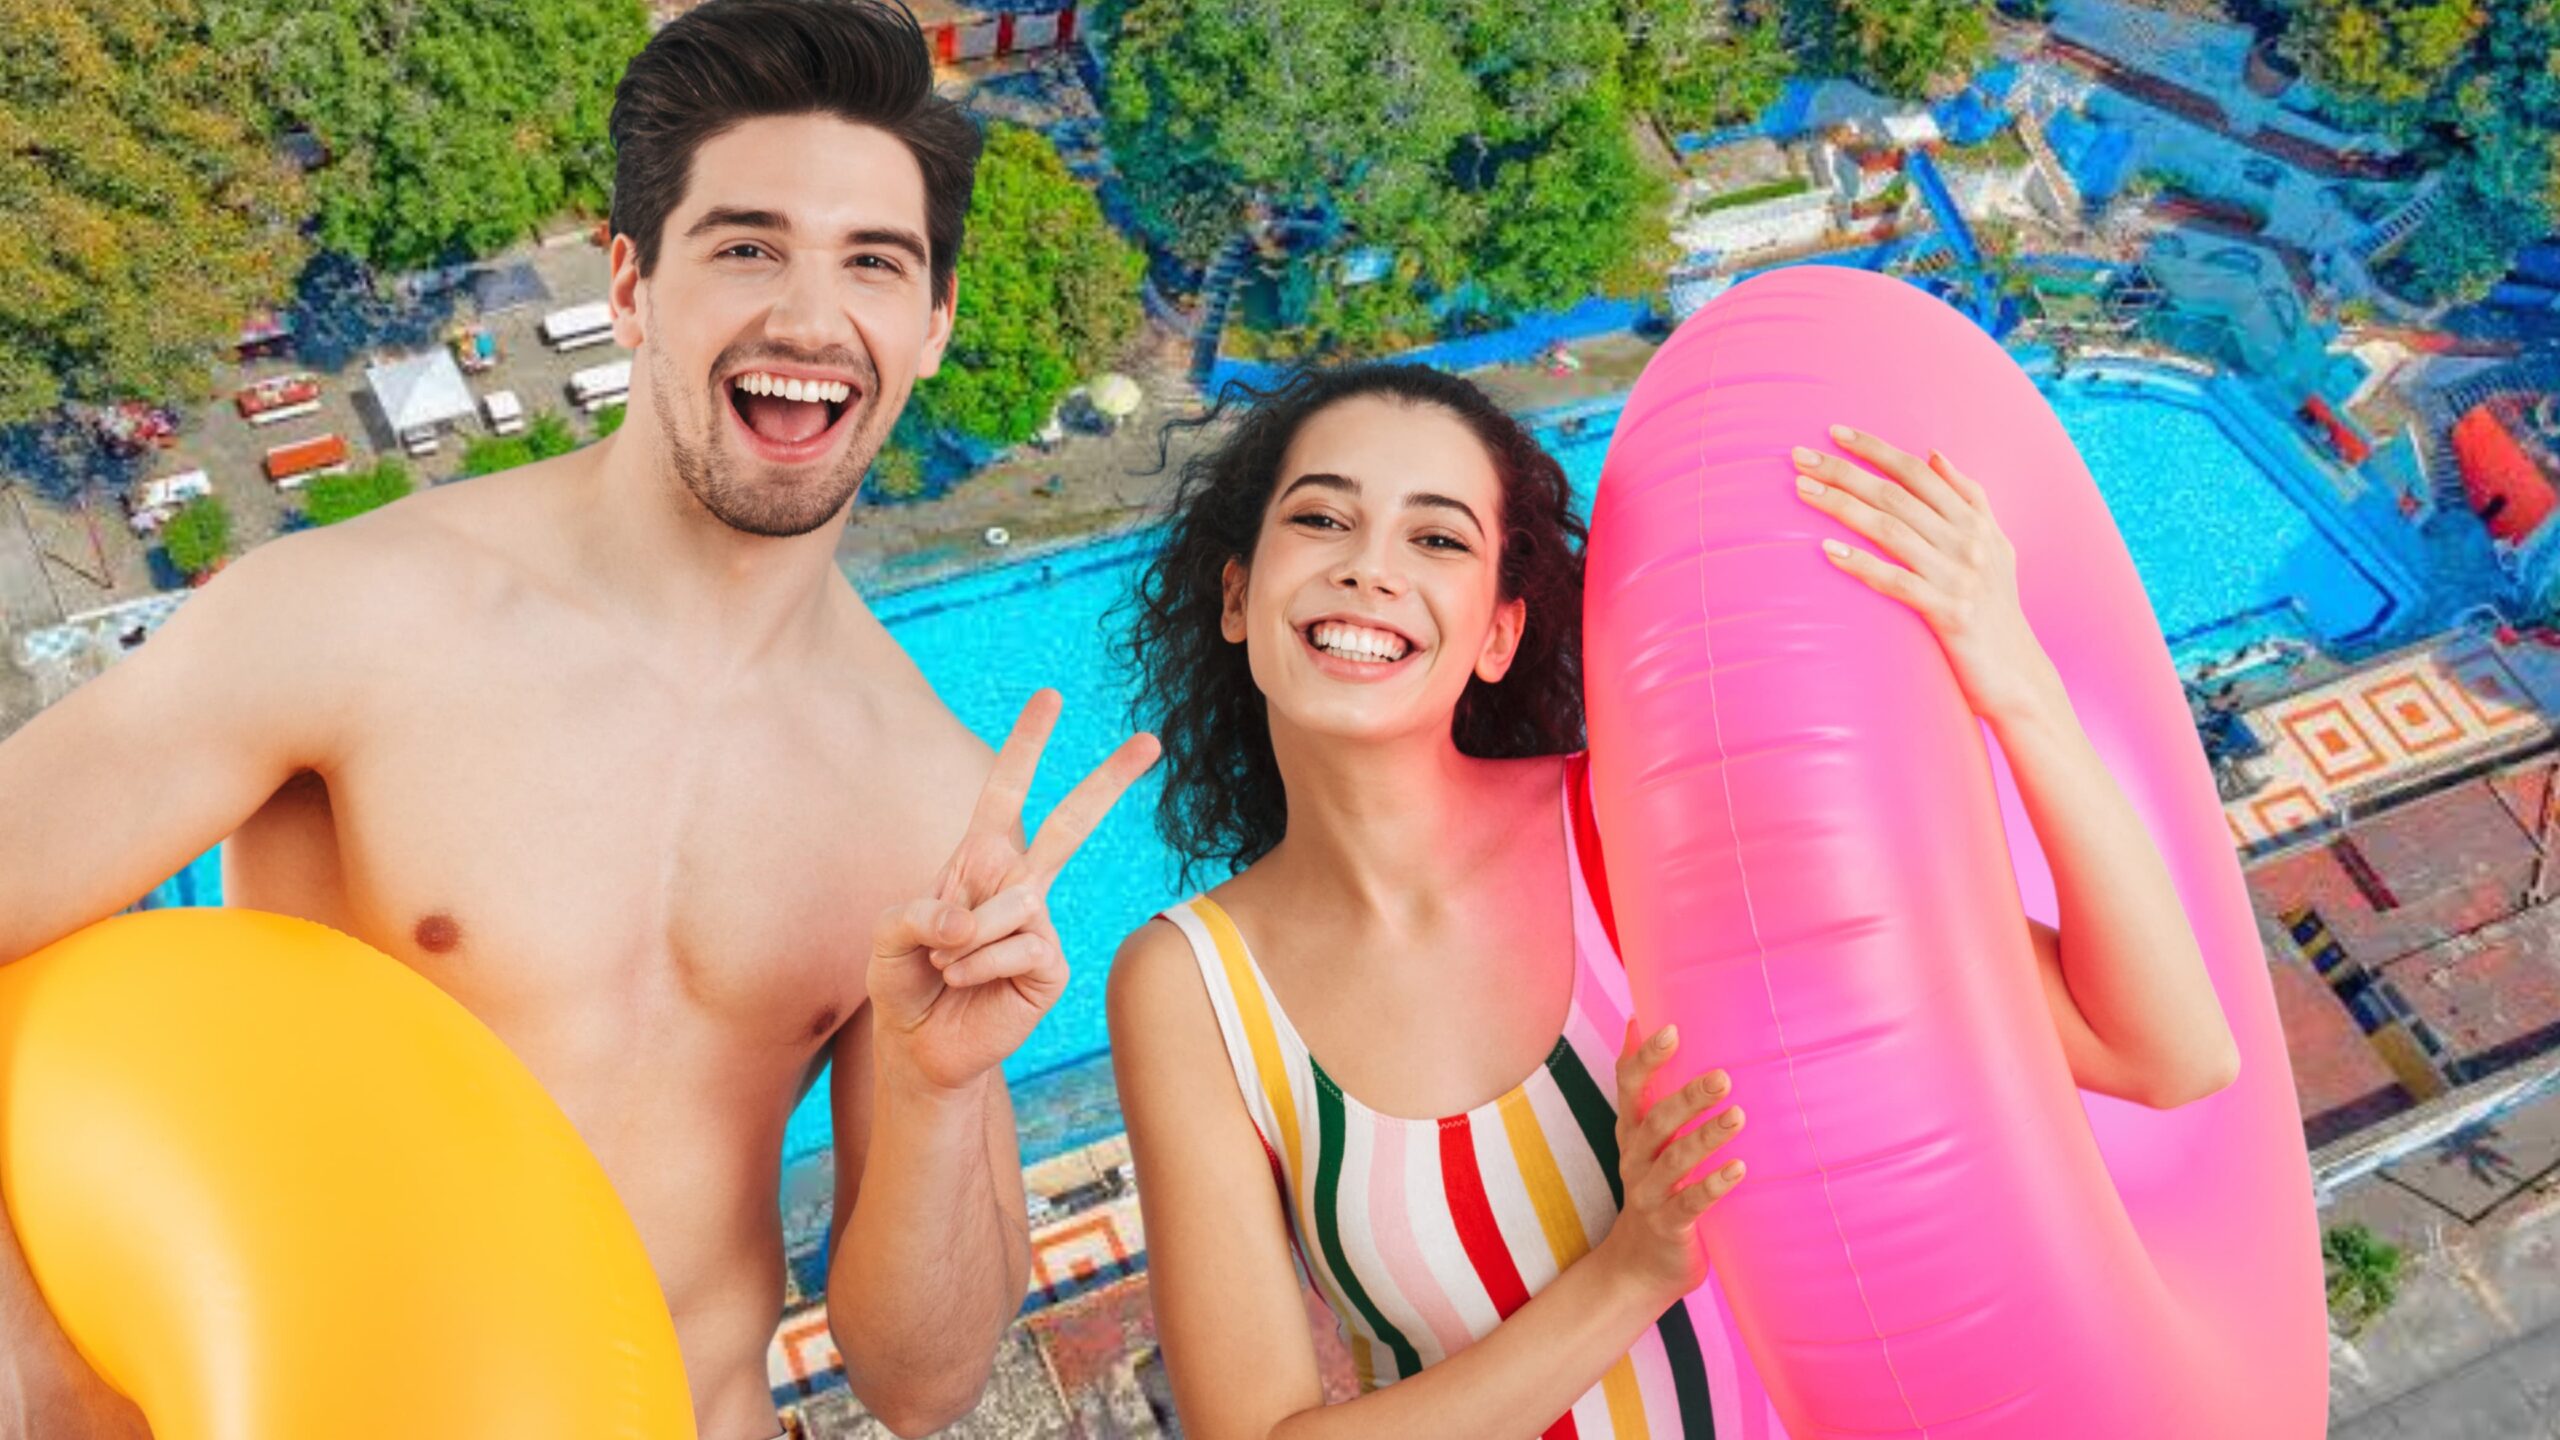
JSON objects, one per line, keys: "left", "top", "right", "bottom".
{"left": 726, "top": 369, "right": 856, "bottom": 449}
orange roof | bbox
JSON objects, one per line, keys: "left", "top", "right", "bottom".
{"left": 2452, "top": 397, "right": 2557, "bottom": 543}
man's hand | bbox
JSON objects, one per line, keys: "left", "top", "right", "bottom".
{"left": 866, "top": 689, "right": 1159, "bottom": 1094}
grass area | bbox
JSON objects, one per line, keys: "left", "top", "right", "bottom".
{"left": 1691, "top": 175, "right": 1815, "bottom": 215}
{"left": 1942, "top": 126, "right": 2031, "bottom": 172}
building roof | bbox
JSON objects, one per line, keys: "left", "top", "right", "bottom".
{"left": 364, "top": 349, "right": 477, "bottom": 434}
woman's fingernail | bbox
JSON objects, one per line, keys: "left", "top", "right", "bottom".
{"left": 1821, "top": 538, "right": 1849, "bottom": 558}
{"left": 1829, "top": 423, "right": 1854, "bottom": 441}
{"left": 1796, "top": 474, "right": 1823, "bottom": 494}
{"left": 1790, "top": 445, "right": 1819, "bottom": 467}
{"left": 1720, "top": 1105, "right": 1745, "bottom": 1130}
{"left": 1657, "top": 1025, "right": 1678, "bottom": 1052}
{"left": 1723, "top": 1160, "right": 1747, "bottom": 1180}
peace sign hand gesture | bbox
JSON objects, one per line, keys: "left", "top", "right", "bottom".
{"left": 869, "top": 690, "right": 1161, "bottom": 1094}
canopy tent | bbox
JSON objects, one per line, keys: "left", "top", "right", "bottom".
{"left": 365, "top": 350, "right": 478, "bottom": 437}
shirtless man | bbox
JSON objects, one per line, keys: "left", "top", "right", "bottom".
{"left": 0, "top": 2, "right": 1156, "bottom": 1437}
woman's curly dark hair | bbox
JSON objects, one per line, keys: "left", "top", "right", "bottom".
{"left": 1115, "top": 362, "right": 1589, "bottom": 891}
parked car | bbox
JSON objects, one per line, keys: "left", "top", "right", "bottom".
{"left": 481, "top": 389, "right": 527, "bottom": 436}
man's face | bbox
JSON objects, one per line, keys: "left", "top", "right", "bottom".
{"left": 609, "top": 112, "right": 954, "bottom": 537}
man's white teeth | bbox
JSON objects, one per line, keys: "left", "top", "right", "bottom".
{"left": 732, "top": 372, "right": 853, "bottom": 404}
{"left": 1310, "top": 621, "right": 1410, "bottom": 662}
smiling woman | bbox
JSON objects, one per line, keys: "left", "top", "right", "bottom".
{"left": 1103, "top": 364, "right": 1756, "bottom": 1439}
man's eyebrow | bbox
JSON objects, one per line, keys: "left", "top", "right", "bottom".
{"left": 682, "top": 207, "right": 931, "bottom": 266}
{"left": 1278, "top": 471, "right": 1484, "bottom": 532}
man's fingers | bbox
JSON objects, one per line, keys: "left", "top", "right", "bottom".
{"left": 874, "top": 897, "right": 971, "bottom": 961}
{"left": 1025, "top": 731, "right": 1163, "bottom": 881}
{"left": 925, "top": 885, "right": 1046, "bottom": 967}
{"left": 967, "top": 689, "right": 1065, "bottom": 843}
{"left": 943, "top": 931, "right": 1067, "bottom": 992}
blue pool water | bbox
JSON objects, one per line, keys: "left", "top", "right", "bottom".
{"left": 148, "top": 370, "right": 2411, "bottom": 1164}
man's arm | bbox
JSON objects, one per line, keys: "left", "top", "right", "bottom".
{"left": 0, "top": 528, "right": 367, "bottom": 1433}
{"left": 0, "top": 533, "right": 360, "bottom": 964}
{"left": 822, "top": 998, "right": 1029, "bottom": 1437}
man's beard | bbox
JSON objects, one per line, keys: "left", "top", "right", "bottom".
{"left": 649, "top": 346, "right": 884, "bottom": 539}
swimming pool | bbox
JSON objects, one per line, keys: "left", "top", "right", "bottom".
{"left": 145, "top": 366, "right": 2414, "bottom": 1163}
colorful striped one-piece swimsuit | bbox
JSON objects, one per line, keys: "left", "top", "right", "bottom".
{"left": 1158, "top": 752, "right": 1726, "bottom": 1438}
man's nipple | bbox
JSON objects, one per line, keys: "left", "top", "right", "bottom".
{"left": 414, "top": 912, "right": 463, "bottom": 954}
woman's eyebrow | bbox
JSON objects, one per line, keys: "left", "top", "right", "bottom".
{"left": 1279, "top": 471, "right": 1482, "bottom": 532}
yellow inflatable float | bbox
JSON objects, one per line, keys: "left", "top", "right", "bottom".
{"left": 0, "top": 909, "right": 696, "bottom": 1440}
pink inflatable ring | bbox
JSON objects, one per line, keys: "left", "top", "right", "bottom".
{"left": 1581, "top": 264, "right": 2326, "bottom": 1439}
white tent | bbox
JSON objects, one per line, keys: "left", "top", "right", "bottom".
{"left": 366, "top": 349, "right": 478, "bottom": 438}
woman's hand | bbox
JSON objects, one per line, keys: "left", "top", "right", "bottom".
{"left": 867, "top": 689, "right": 1159, "bottom": 1095}
{"left": 1592, "top": 1021, "right": 1747, "bottom": 1306}
{"left": 1792, "top": 423, "right": 2064, "bottom": 726}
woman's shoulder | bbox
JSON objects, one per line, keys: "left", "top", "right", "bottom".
{"left": 1106, "top": 903, "right": 1214, "bottom": 1039}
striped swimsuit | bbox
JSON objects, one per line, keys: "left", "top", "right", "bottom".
{"left": 1158, "top": 753, "right": 1723, "bottom": 1438}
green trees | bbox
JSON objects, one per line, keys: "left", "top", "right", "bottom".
{"left": 1623, "top": 0, "right": 1793, "bottom": 136}
{"left": 1, "top": 0, "right": 313, "bottom": 429}
{"left": 2281, "top": 0, "right": 2560, "bottom": 303}
{"left": 4, "top": 0, "right": 647, "bottom": 429}
{"left": 908, "top": 123, "right": 1145, "bottom": 447}
{"left": 2289, "top": 0, "right": 2483, "bottom": 110}
{"left": 1096, "top": 0, "right": 1798, "bottom": 358}
{"left": 206, "top": 0, "right": 651, "bottom": 272}
{"left": 1794, "top": 0, "right": 1995, "bottom": 98}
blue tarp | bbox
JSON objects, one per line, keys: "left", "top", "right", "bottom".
{"left": 1932, "top": 87, "right": 2008, "bottom": 146}
{"left": 1202, "top": 293, "right": 1651, "bottom": 397}
{"left": 2044, "top": 108, "right": 2136, "bottom": 202}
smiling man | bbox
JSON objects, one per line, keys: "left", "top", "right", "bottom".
{"left": 0, "top": 4, "right": 1145, "bottom": 1439}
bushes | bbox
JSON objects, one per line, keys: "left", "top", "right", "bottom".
{"left": 160, "top": 496, "right": 234, "bottom": 579}
{"left": 301, "top": 458, "right": 413, "bottom": 525}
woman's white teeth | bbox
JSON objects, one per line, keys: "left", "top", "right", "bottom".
{"left": 732, "top": 372, "right": 852, "bottom": 404}
{"left": 1310, "top": 622, "right": 1410, "bottom": 662}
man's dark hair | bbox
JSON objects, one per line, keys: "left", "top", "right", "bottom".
{"left": 608, "top": 0, "right": 982, "bottom": 309}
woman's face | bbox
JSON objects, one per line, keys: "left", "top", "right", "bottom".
{"left": 1221, "top": 393, "right": 1526, "bottom": 744}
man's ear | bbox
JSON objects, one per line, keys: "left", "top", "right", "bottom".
{"left": 1476, "top": 596, "right": 1527, "bottom": 684}
{"left": 608, "top": 233, "right": 645, "bottom": 350}
{"left": 1220, "top": 556, "right": 1249, "bottom": 643}
{"left": 917, "top": 272, "right": 958, "bottom": 379}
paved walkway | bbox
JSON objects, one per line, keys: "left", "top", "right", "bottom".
{"left": 2224, "top": 622, "right": 2560, "bottom": 850}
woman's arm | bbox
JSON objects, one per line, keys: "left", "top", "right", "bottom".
{"left": 1109, "top": 923, "right": 1735, "bottom": 1440}
{"left": 1790, "top": 425, "right": 2240, "bottom": 1110}
{"left": 1992, "top": 680, "right": 2241, "bottom": 1109}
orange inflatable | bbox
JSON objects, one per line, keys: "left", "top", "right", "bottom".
{"left": 0, "top": 909, "right": 696, "bottom": 1440}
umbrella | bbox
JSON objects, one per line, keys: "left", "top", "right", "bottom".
{"left": 1089, "top": 373, "right": 1142, "bottom": 419}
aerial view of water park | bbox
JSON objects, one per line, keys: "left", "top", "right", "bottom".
{"left": 11, "top": 0, "right": 2560, "bottom": 1434}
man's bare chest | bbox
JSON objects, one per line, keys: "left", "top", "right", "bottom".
{"left": 275, "top": 666, "right": 948, "bottom": 1050}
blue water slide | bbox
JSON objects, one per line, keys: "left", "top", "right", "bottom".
{"left": 1903, "top": 148, "right": 2003, "bottom": 326}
